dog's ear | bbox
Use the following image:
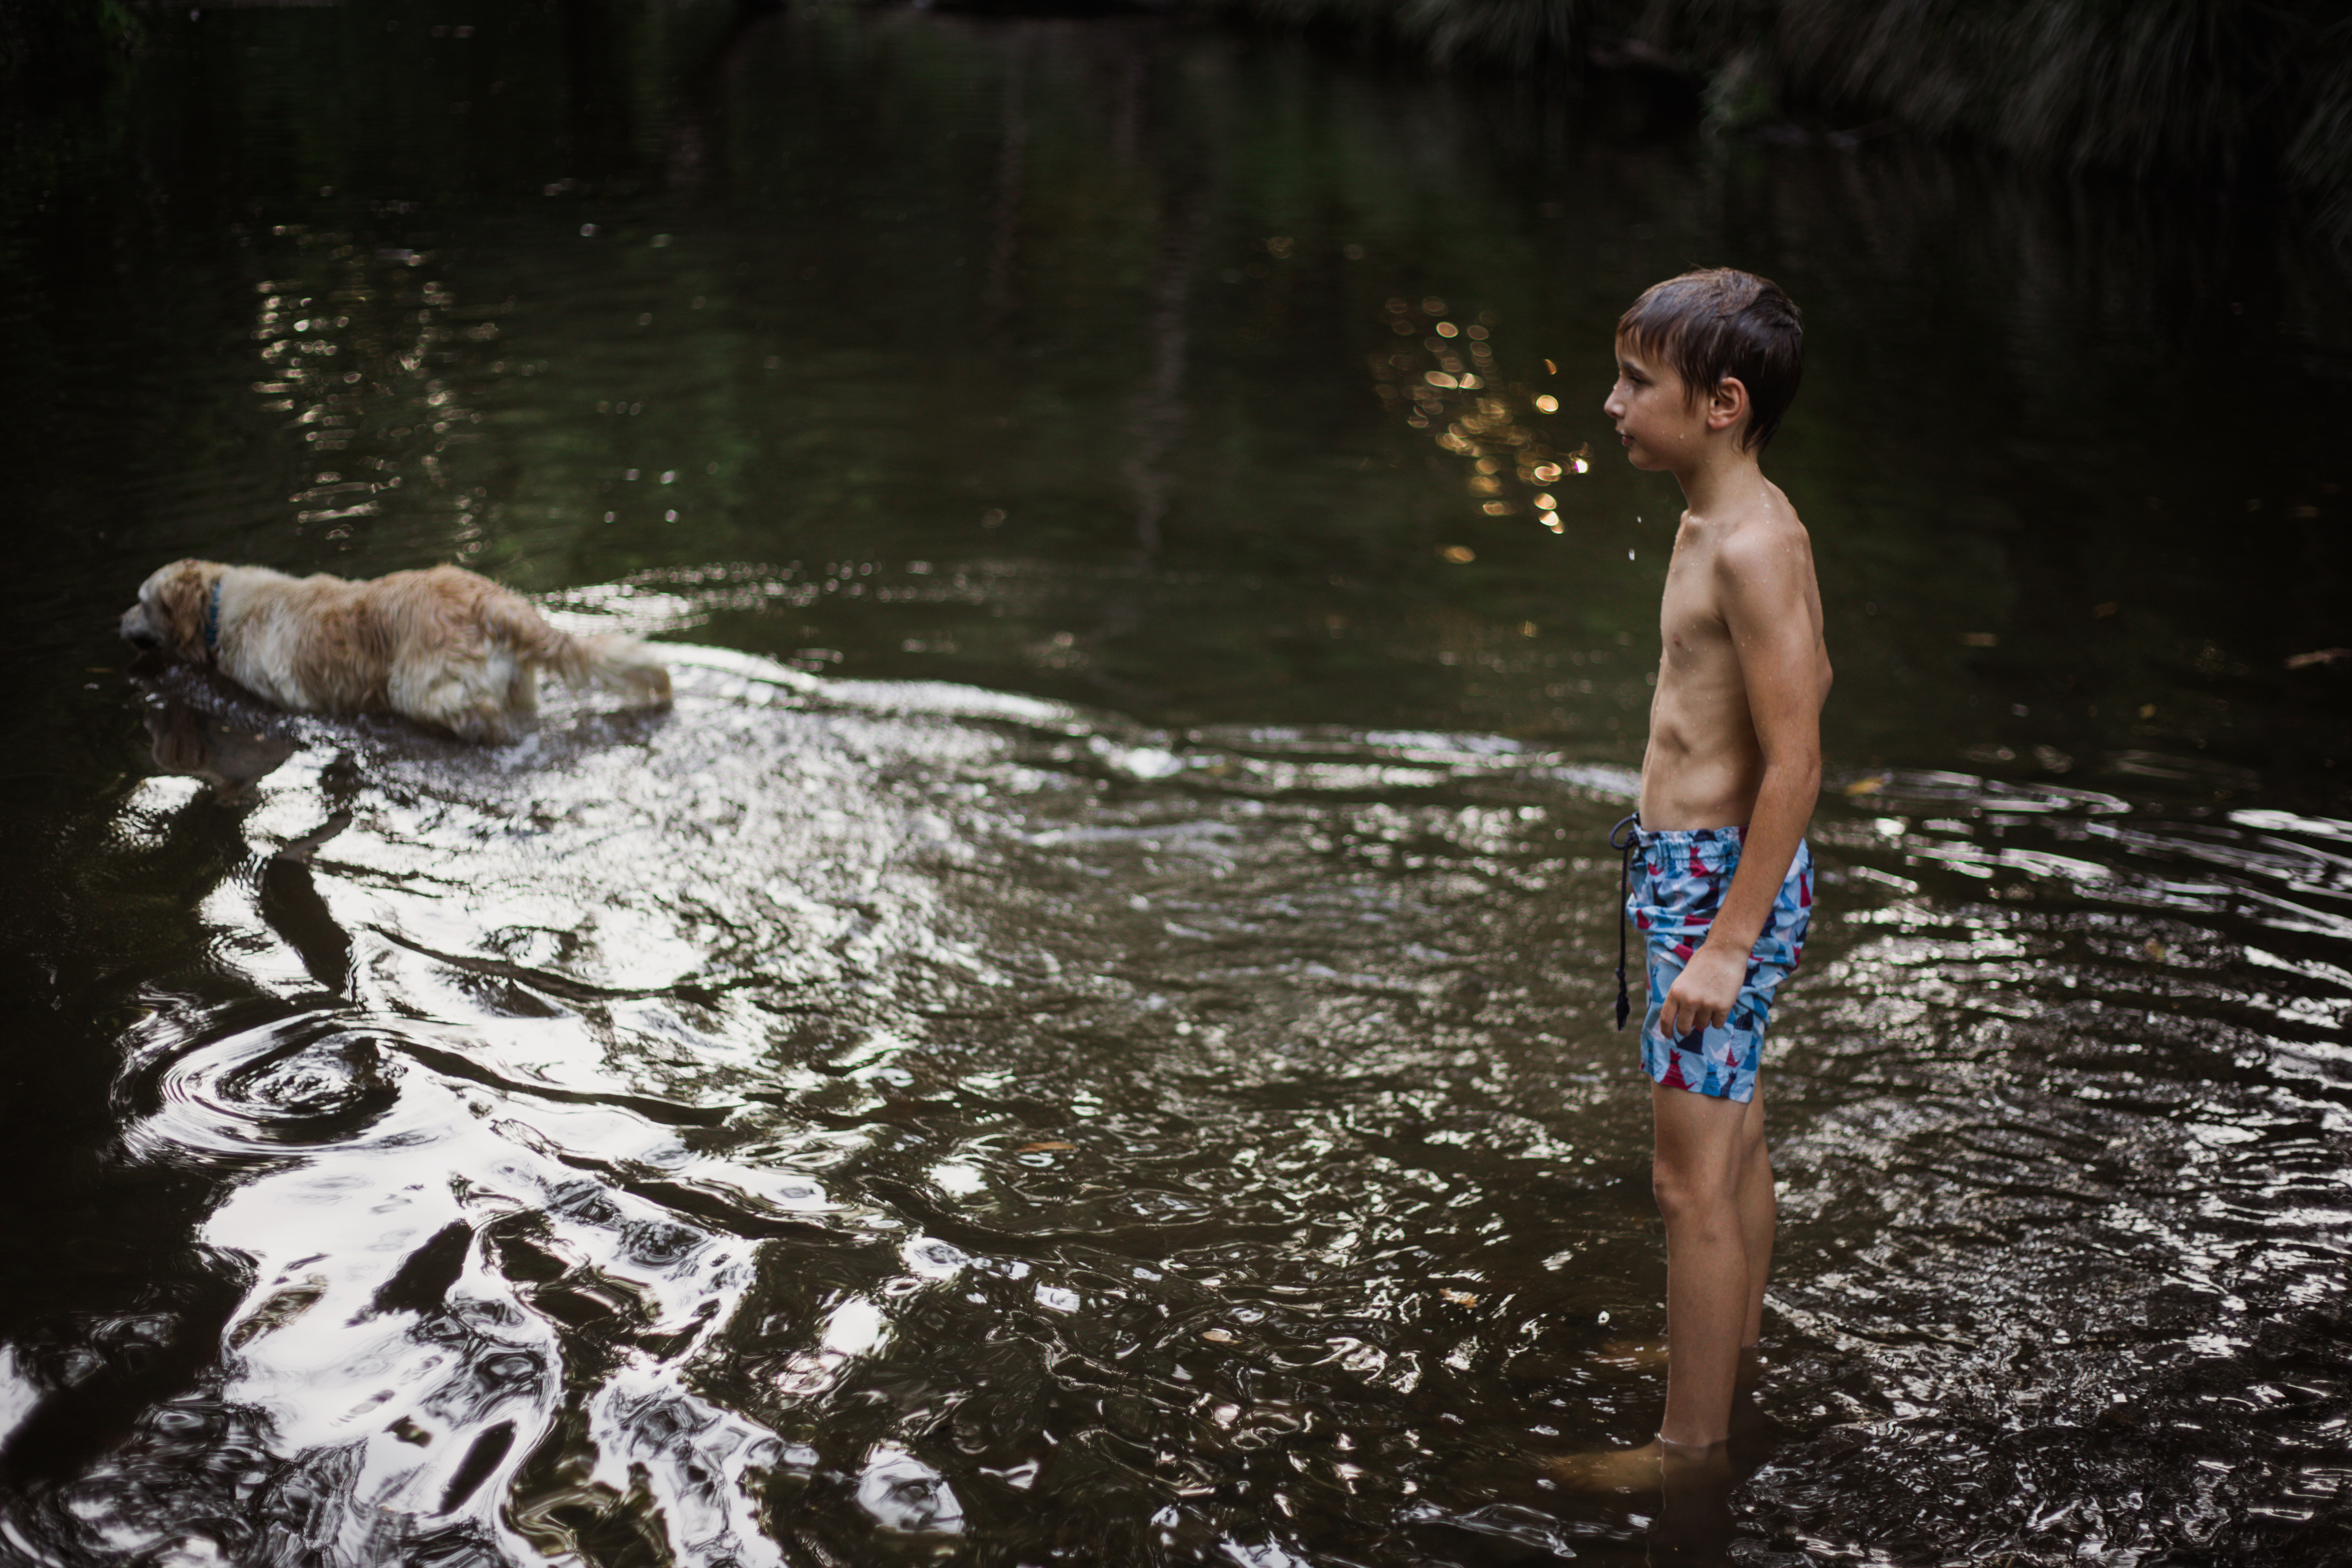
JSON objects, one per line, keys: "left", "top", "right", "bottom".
{"left": 153, "top": 561, "right": 215, "bottom": 662}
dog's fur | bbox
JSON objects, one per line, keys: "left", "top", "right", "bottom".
{"left": 120, "top": 560, "right": 670, "bottom": 743}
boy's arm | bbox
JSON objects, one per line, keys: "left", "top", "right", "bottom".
{"left": 1656, "top": 533, "right": 1825, "bottom": 1037}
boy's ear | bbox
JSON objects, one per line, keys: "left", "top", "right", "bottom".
{"left": 1704, "top": 374, "right": 1750, "bottom": 436}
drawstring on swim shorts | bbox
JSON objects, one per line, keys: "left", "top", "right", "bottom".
{"left": 1609, "top": 812, "right": 1642, "bottom": 1030}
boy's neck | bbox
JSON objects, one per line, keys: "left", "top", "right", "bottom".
{"left": 1668, "top": 439, "right": 1765, "bottom": 520}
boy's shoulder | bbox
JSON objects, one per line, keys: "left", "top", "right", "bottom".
{"left": 1706, "top": 485, "right": 1819, "bottom": 616}
{"left": 1710, "top": 484, "right": 1811, "bottom": 566}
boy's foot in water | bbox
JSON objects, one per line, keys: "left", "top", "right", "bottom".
{"left": 1546, "top": 1434, "right": 1731, "bottom": 1494}
{"left": 1549, "top": 1346, "right": 1779, "bottom": 1492}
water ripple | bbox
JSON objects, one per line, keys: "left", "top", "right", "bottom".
{"left": 10, "top": 652, "right": 2349, "bottom": 1564}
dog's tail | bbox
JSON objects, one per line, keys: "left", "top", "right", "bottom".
{"left": 538, "top": 629, "right": 673, "bottom": 703}
{"left": 459, "top": 576, "right": 672, "bottom": 706}
{"left": 485, "top": 595, "right": 671, "bottom": 704}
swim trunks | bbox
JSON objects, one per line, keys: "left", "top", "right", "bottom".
{"left": 1626, "top": 824, "right": 1811, "bottom": 1104}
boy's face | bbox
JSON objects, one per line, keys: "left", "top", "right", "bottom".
{"left": 1603, "top": 336, "right": 1709, "bottom": 472}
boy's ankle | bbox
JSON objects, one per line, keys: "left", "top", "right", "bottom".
{"left": 1653, "top": 1431, "right": 1735, "bottom": 1483}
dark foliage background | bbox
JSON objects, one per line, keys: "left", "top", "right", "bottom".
{"left": 1205, "top": 0, "right": 2352, "bottom": 248}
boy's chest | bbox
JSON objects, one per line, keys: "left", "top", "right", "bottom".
{"left": 1658, "top": 536, "right": 1732, "bottom": 666}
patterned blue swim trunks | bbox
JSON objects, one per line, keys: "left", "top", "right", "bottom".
{"left": 1627, "top": 825, "right": 1812, "bottom": 1104}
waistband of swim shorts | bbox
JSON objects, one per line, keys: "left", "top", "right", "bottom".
{"left": 1634, "top": 823, "right": 1749, "bottom": 872}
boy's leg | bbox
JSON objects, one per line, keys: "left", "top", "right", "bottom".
{"left": 1651, "top": 1083, "right": 1763, "bottom": 1447}
{"left": 1736, "top": 1087, "right": 1774, "bottom": 1359}
{"left": 1550, "top": 1085, "right": 1775, "bottom": 1488}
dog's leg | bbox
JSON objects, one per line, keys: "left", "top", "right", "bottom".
{"left": 507, "top": 663, "right": 539, "bottom": 724}
{"left": 393, "top": 653, "right": 523, "bottom": 744}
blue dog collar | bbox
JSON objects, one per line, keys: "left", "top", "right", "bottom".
{"left": 203, "top": 580, "right": 222, "bottom": 656}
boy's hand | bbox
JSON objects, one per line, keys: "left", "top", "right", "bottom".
{"left": 1657, "top": 940, "right": 1747, "bottom": 1038}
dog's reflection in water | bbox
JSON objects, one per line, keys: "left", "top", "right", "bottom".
{"left": 142, "top": 692, "right": 298, "bottom": 800}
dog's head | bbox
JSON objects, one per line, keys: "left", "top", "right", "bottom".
{"left": 120, "top": 560, "right": 225, "bottom": 662}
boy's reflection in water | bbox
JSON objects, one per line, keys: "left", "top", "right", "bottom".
{"left": 1648, "top": 1440, "right": 1737, "bottom": 1565}
{"left": 1552, "top": 1345, "right": 1789, "bottom": 1566}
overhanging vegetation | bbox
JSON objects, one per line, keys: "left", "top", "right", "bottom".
{"left": 1204, "top": 0, "right": 2352, "bottom": 246}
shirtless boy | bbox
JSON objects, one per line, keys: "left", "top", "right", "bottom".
{"left": 1561, "top": 269, "right": 1829, "bottom": 1490}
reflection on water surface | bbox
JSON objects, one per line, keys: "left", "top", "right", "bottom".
{"left": 1, "top": 1, "right": 2349, "bottom": 1563}
{"left": 10, "top": 654, "right": 2348, "bottom": 1564}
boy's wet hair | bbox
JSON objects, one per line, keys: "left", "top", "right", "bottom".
{"left": 1617, "top": 269, "right": 1803, "bottom": 450}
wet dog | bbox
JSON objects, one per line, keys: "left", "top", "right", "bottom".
{"left": 119, "top": 560, "right": 671, "bottom": 743}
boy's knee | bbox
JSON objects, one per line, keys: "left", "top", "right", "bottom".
{"left": 1650, "top": 1163, "right": 1721, "bottom": 1225}
{"left": 1650, "top": 1169, "right": 1685, "bottom": 1222}
{"left": 1652, "top": 1148, "right": 1746, "bottom": 1226}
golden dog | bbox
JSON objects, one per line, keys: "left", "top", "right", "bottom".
{"left": 119, "top": 560, "right": 671, "bottom": 743}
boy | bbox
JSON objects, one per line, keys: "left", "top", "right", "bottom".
{"left": 1561, "top": 269, "right": 1829, "bottom": 1490}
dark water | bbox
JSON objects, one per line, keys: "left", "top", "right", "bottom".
{"left": 4, "top": 3, "right": 2352, "bottom": 1564}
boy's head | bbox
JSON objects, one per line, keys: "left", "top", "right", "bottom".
{"left": 1615, "top": 269, "right": 1802, "bottom": 451}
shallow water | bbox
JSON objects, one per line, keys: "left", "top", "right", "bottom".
{"left": 2, "top": 4, "right": 2351, "bottom": 1564}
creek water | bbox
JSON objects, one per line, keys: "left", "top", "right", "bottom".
{"left": 2, "top": 3, "right": 2351, "bottom": 1564}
